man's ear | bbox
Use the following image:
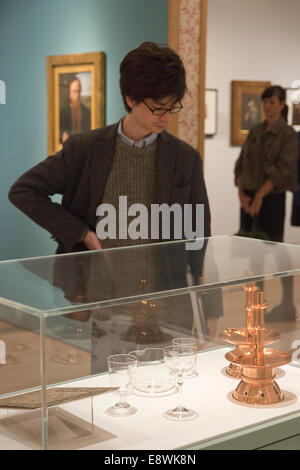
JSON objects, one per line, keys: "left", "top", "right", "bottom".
{"left": 125, "top": 95, "right": 136, "bottom": 110}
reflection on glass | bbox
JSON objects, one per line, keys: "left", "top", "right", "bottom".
{"left": 172, "top": 337, "right": 197, "bottom": 346}
{"left": 51, "top": 319, "right": 89, "bottom": 365}
{"left": 7, "top": 310, "right": 30, "bottom": 355}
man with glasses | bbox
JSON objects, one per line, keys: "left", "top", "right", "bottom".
{"left": 8, "top": 42, "right": 218, "bottom": 349}
{"left": 9, "top": 41, "right": 211, "bottom": 253}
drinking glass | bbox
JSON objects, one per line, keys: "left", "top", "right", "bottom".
{"left": 163, "top": 345, "right": 198, "bottom": 421}
{"left": 105, "top": 354, "right": 138, "bottom": 417}
{"left": 171, "top": 338, "right": 198, "bottom": 377}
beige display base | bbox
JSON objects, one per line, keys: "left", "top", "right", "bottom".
{"left": 0, "top": 405, "right": 116, "bottom": 450}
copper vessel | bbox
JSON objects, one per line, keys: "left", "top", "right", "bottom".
{"left": 225, "top": 292, "right": 291, "bottom": 405}
{"left": 220, "top": 283, "right": 281, "bottom": 378}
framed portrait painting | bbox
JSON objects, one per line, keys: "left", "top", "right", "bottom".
{"left": 231, "top": 80, "right": 271, "bottom": 146}
{"left": 205, "top": 89, "right": 217, "bottom": 136}
{"left": 46, "top": 52, "right": 105, "bottom": 155}
{"left": 286, "top": 88, "right": 300, "bottom": 132}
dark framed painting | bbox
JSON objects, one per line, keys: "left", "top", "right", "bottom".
{"left": 46, "top": 52, "right": 105, "bottom": 155}
{"left": 231, "top": 80, "right": 271, "bottom": 146}
{"left": 286, "top": 88, "right": 300, "bottom": 132}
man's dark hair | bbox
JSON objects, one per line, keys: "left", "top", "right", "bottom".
{"left": 120, "top": 42, "right": 187, "bottom": 112}
{"left": 261, "top": 85, "right": 286, "bottom": 102}
{"left": 68, "top": 77, "right": 82, "bottom": 93}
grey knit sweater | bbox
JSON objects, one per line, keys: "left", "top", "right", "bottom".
{"left": 100, "top": 135, "right": 157, "bottom": 249}
{"left": 97, "top": 135, "right": 158, "bottom": 298}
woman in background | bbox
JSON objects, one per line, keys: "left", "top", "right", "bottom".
{"left": 234, "top": 85, "right": 299, "bottom": 321}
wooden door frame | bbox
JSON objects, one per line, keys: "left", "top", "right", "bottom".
{"left": 168, "top": 0, "right": 207, "bottom": 159}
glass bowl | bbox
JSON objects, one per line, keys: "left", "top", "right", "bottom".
{"left": 128, "top": 348, "right": 177, "bottom": 396}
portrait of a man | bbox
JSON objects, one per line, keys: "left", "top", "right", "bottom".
{"left": 47, "top": 52, "right": 105, "bottom": 154}
{"left": 59, "top": 73, "right": 92, "bottom": 143}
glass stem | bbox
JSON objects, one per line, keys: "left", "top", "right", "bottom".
{"left": 177, "top": 372, "right": 184, "bottom": 409}
{"left": 116, "top": 391, "right": 129, "bottom": 408}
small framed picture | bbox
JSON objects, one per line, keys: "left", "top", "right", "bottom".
{"left": 205, "top": 89, "right": 217, "bottom": 136}
{"left": 231, "top": 80, "right": 271, "bottom": 146}
{"left": 46, "top": 52, "right": 105, "bottom": 155}
{"left": 286, "top": 88, "right": 300, "bottom": 132}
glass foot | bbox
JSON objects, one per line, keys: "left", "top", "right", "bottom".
{"left": 164, "top": 406, "right": 198, "bottom": 421}
{"left": 170, "top": 369, "right": 198, "bottom": 379}
{"left": 105, "top": 403, "right": 137, "bottom": 417}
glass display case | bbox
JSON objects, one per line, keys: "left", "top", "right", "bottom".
{"left": 1, "top": 235, "right": 300, "bottom": 450}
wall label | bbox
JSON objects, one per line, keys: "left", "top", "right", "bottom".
{"left": 0, "top": 80, "right": 6, "bottom": 104}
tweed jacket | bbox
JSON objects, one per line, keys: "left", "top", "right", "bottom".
{"left": 8, "top": 123, "right": 211, "bottom": 254}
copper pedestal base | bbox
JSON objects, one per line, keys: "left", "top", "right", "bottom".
{"left": 225, "top": 348, "right": 291, "bottom": 405}
{"left": 233, "top": 367, "right": 283, "bottom": 405}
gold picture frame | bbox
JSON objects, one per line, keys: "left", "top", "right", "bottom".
{"left": 231, "top": 80, "right": 271, "bottom": 146}
{"left": 46, "top": 52, "right": 105, "bottom": 155}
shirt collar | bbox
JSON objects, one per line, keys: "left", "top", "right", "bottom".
{"left": 263, "top": 118, "right": 286, "bottom": 135}
{"left": 117, "top": 118, "right": 158, "bottom": 148}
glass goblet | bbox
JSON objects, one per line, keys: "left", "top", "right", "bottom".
{"left": 163, "top": 345, "right": 198, "bottom": 421}
{"left": 172, "top": 337, "right": 198, "bottom": 377}
{"left": 105, "top": 354, "right": 138, "bottom": 417}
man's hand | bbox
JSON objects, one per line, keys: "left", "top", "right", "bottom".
{"left": 82, "top": 230, "right": 102, "bottom": 250}
{"left": 238, "top": 190, "right": 252, "bottom": 213}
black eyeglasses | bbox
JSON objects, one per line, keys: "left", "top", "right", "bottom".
{"left": 141, "top": 99, "right": 183, "bottom": 116}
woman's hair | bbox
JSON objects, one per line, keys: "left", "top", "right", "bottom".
{"left": 281, "top": 104, "right": 288, "bottom": 122}
{"left": 120, "top": 42, "right": 187, "bottom": 112}
{"left": 261, "top": 85, "right": 288, "bottom": 121}
{"left": 261, "top": 85, "right": 286, "bottom": 102}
